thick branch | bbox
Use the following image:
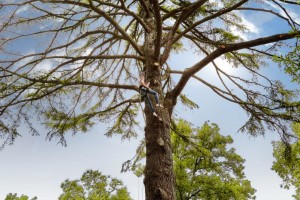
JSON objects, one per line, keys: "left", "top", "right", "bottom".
{"left": 138, "top": 0, "right": 151, "bottom": 18}
{"left": 87, "top": 0, "right": 143, "bottom": 55}
{"left": 47, "top": 0, "right": 143, "bottom": 55}
{"left": 160, "top": 0, "right": 209, "bottom": 63}
{"left": 119, "top": 0, "right": 150, "bottom": 32}
{"left": 236, "top": 7, "right": 297, "bottom": 27}
{"left": 172, "top": 0, "right": 249, "bottom": 46}
{"left": 168, "top": 31, "right": 300, "bottom": 101}
{"left": 150, "top": 0, "right": 162, "bottom": 59}
{"left": 277, "top": 0, "right": 300, "bottom": 5}
{"left": 36, "top": 80, "right": 139, "bottom": 91}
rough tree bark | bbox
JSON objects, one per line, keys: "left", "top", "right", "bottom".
{"left": 142, "top": 56, "right": 177, "bottom": 200}
{"left": 142, "top": 23, "right": 176, "bottom": 200}
{"left": 143, "top": 61, "right": 176, "bottom": 199}
{"left": 140, "top": 1, "right": 176, "bottom": 198}
{"left": 144, "top": 93, "right": 175, "bottom": 200}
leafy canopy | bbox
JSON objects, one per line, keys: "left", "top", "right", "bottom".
{"left": 0, "top": 0, "right": 299, "bottom": 149}
{"left": 5, "top": 193, "right": 37, "bottom": 200}
{"left": 131, "top": 120, "right": 256, "bottom": 200}
{"left": 4, "top": 170, "right": 132, "bottom": 200}
{"left": 58, "top": 170, "right": 133, "bottom": 200}
{"left": 172, "top": 120, "right": 256, "bottom": 200}
{"left": 272, "top": 123, "right": 300, "bottom": 199}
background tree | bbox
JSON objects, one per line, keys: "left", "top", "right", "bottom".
{"left": 5, "top": 193, "right": 37, "bottom": 200}
{"left": 58, "top": 169, "right": 132, "bottom": 200}
{"left": 272, "top": 123, "right": 300, "bottom": 199}
{"left": 0, "top": 1, "right": 300, "bottom": 199}
{"left": 172, "top": 120, "right": 256, "bottom": 200}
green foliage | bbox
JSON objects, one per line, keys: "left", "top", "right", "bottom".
{"left": 179, "top": 94, "right": 199, "bottom": 110}
{"left": 172, "top": 120, "right": 256, "bottom": 200}
{"left": 273, "top": 41, "right": 300, "bottom": 83}
{"left": 272, "top": 123, "right": 300, "bottom": 199}
{"left": 172, "top": 40, "right": 184, "bottom": 53}
{"left": 44, "top": 108, "right": 95, "bottom": 133}
{"left": 105, "top": 104, "right": 139, "bottom": 139}
{"left": 224, "top": 52, "right": 264, "bottom": 69}
{"left": 5, "top": 193, "right": 37, "bottom": 200}
{"left": 212, "top": 28, "right": 241, "bottom": 42}
{"left": 59, "top": 170, "right": 133, "bottom": 200}
{"left": 131, "top": 120, "right": 256, "bottom": 199}
{"left": 0, "top": 0, "right": 299, "bottom": 150}
{"left": 4, "top": 171, "right": 131, "bottom": 200}
{"left": 80, "top": 0, "right": 89, "bottom": 4}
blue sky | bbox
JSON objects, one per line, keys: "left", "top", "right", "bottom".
{"left": 1, "top": 1, "right": 300, "bottom": 200}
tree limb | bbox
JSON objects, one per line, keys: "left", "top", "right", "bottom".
{"left": 168, "top": 31, "right": 300, "bottom": 101}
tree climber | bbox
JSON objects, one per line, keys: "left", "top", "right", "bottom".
{"left": 139, "top": 73, "right": 163, "bottom": 120}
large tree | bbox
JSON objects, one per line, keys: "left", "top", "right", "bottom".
{"left": 0, "top": 1, "right": 299, "bottom": 199}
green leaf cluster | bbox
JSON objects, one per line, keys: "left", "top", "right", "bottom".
{"left": 5, "top": 193, "right": 37, "bottom": 200}
{"left": 272, "top": 123, "right": 300, "bottom": 199}
{"left": 59, "top": 170, "right": 133, "bottom": 200}
{"left": 44, "top": 108, "right": 95, "bottom": 134}
{"left": 212, "top": 28, "right": 241, "bottom": 43}
{"left": 172, "top": 120, "right": 256, "bottom": 200}
{"left": 105, "top": 104, "right": 139, "bottom": 139}
{"left": 273, "top": 43, "right": 300, "bottom": 83}
{"left": 224, "top": 51, "right": 266, "bottom": 70}
{"left": 179, "top": 94, "right": 199, "bottom": 110}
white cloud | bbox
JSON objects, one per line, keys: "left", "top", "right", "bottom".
{"left": 32, "top": 59, "right": 53, "bottom": 75}
{"left": 82, "top": 47, "right": 93, "bottom": 56}
{"left": 164, "top": 18, "right": 175, "bottom": 26}
{"left": 230, "top": 13, "right": 260, "bottom": 40}
{"left": 264, "top": 1, "right": 300, "bottom": 24}
{"left": 241, "top": 16, "right": 260, "bottom": 34}
{"left": 288, "top": 10, "right": 300, "bottom": 24}
{"left": 28, "top": 59, "right": 65, "bottom": 80}
{"left": 16, "top": 4, "right": 29, "bottom": 15}
{"left": 209, "top": 0, "right": 223, "bottom": 8}
{"left": 13, "top": 51, "right": 36, "bottom": 71}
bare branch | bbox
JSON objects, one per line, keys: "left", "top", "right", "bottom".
{"left": 169, "top": 31, "right": 300, "bottom": 101}
{"left": 277, "top": 0, "right": 300, "bottom": 5}
{"left": 161, "top": 0, "right": 210, "bottom": 63}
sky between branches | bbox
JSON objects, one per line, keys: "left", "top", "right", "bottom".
{"left": 0, "top": 0, "right": 300, "bottom": 199}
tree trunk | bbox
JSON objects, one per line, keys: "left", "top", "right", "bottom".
{"left": 144, "top": 106, "right": 175, "bottom": 200}
{"left": 141, "top": 2, "right": 176, "bottom": 197}
{"left": 142, "top": 59, "right": 176, "bottom": 199}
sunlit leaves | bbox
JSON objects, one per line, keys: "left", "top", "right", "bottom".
{"left": 105, "top": 104, "right": 139, "bottom": 139}
{"left": 127, "top": 120, "right": 255, "bottom": 199}
{"left": 4, "top": 193, "right": 37, "bottom": 200}
{"left": 273, "top": 44, "right": 300, "bottom": 84}
{"left": 172, "top": 120, "right": 256, "bottom": 200}
{"left": 272, "top": 123, "right": 300, "bottom": 199}
{"left": 59, "top": 170, "right": 132, "bottom": 200}
{"left": 44, "top": 109, "right": 95, "bottom": 133}
{"left": 179, "top": 94, "right": 199, "bottom": 110}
